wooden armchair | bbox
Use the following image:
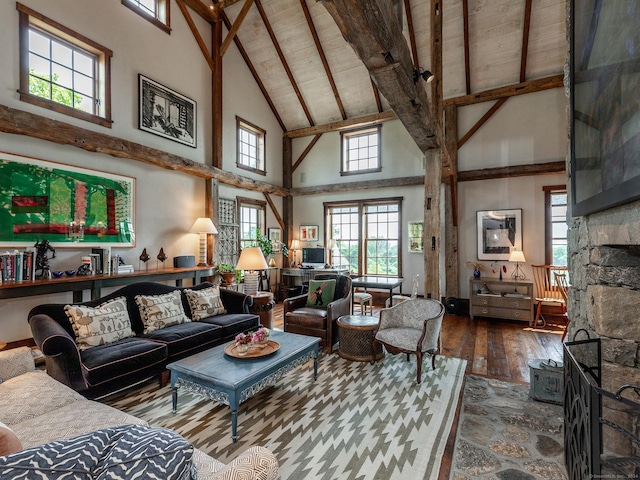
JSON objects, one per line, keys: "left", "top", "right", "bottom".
{"left": 283, "top": 274, "right": 352, "bottom": 353}
{"left": 372, "top": 298, "right": 445, "bottom": 384}
{"left": 531, "top": 265, "right": 567, "bottom": 327}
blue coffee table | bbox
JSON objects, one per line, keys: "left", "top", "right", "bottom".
{"left": 168, "top": 330, "right": 320, "bottom": 442}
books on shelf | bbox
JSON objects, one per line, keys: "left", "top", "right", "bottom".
{"left": 90, "top": 247, "right": 112, "bottom": 275}
{"left": 0, "top": 249, "right": 36, "bottom": 283}
{"left": 117, "top": 264, "right": 134, "bottom": 274}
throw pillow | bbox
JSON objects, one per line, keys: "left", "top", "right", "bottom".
{"left": 0, "top": 422, "right": 22, "bottom": 456}
{"left": 184, "top": 286, "right": 226, "bottom": 321}
{"left": 0, "top": 424, "right": 196, "bottom": 479}
{"left": 65, "top": 297, "right": 133, "bottom": 351}
{"left": 135, "top": 290, "right": 190, "bottom": 334}
{"left": 306, "top": 279, "right": 336, "bottom": 307}
{"left": 0, "top": 346, "right": 35, "bottom": 382}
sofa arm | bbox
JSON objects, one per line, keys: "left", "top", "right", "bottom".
{"left": 28, "top": 314, "right": 86, "bottom": 392}
{"left": 327, "top": 295, "right": 351, "bottom": 321}
{"left": 220, "top": 289, "right": 253, "bottom": 314}
{"left": 212, "top": 446, "right": 279, "bottom": 480}
{"left": 283, "top": 294, "right": 307, "bottom": 314}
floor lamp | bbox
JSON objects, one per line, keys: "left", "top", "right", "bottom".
{"left": 236, "top": 247, "right": 268, "bottom": 295}
{"left": 190, "top": 218, "right": 218, "bottom": 266}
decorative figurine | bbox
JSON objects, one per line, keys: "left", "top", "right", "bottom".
{"left": 157, "top": 247, "right": 167, "bottom": 269}
{"left": 139, "top": 248, "right": 150, "bottom": 271}
{"left": 34, "top": 239, "right": 56, "bottom": 279}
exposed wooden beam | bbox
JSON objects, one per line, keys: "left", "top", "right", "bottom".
{"left": 458, "top": 97, "right": 508, "bottom": 149}
{"left": 0, "top": 104, "right": 289, "bottom": 196}
{"left": 444, "top": 74, "right": 564, "bottom": 107}
{"left": 176, "top": 0, "right": 216, "bottom": 72}
{"left": 430, "top": 0, "right": 443, "bottom": 135}
{"left": 292, "top": 176, "right": 425, "bottom": 195}
{"left": 371, "top": 79, "right": 383, "bottom": 113}
{"left": 520, "top": 0, "right": 532, "bottom": 82}
{"left": 320, "top": 0, "right": 439, "bottom": 151}
{"left": 457, "top": 161, "right": 566, "bottom": 182}
{"left": 462, "top": 0, "right": 471, "bottom": 95}
{"left": 300, "top": 0, "right": 346, "bottom": 120}
{"left": 403, "top": 0, "right": 419, "bottom": 69}
{"left": 286, "top": 110, "right": 396, "bottom": 138}
{"left": 180, "top": 0, "right": 218, "bottom": 23}
{"left": 255, "top": 0, "right": 315, "bottom": 126}
{"left": 215, "top": 0, "right": 243, "bottom": 8}
{"left": 264, "top": 192, "right": 285, "bottom": 231}
{"left": 424, "top": 149, "right": 441, "bottom": 300}
{"left": 443, "top": 103, "right": 458, "bottom": 225}
{"left": 212, "top": 11, "right": 223, "bottom": 169}
{"left": 220, "top": 0, "right": 253, "bottom": 57}
{"left": 292, "top": 134, "right": 322, "bottom": 173}
{"left": 220, "top": 11, "right": 287, "bottom": 131}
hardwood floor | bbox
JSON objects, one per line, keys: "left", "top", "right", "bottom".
{"left": 272, "top": 302, "right": 565, "bottom": 383}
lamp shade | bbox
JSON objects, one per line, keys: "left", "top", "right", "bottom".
{"left": 236, "top": 247, "right": 268, "bottom": 271}
{"left": 509, "top": 250, "right": 526, "bottom": 263}
{"left": 190, "top": 217, "right": 218, "bottom": 234}
{"left": 290, "top": 239, "right": 300, "bottom": 251}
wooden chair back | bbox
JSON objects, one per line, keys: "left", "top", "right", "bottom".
{"left": 531, "top": 265, "right": 567, "bottom": 301}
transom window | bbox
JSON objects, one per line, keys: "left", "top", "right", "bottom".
{"left": 236, "top": 117, "right": 266, "bottom": 175}
{"left": 327, "top": 198, "right": 402, "bottom": 275}
{"left": 238, "top": 198, "right": 266, "bottom": 251}
{"left": 122, "top": 0, "right": 170, "bottom": 34}
{"left": 341, "top": 126, "right": 381, "bottom": 175}
{"left": 18, "top": 3, "right": 112, "bottom": 128}
{"left": 544, "top": 186, "right": 568, "bottom": 266}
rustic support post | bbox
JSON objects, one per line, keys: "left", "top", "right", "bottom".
{"left": 424, "top": 149, "right": 441, "bottom": 301}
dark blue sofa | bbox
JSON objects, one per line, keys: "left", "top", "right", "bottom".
{"left": 28, "top": 281, "right": 259, "bottom": 399}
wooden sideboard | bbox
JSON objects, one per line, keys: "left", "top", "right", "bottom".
{"left": 0, "top": 266, "right": 215, "bottom": 303}
{"left": 469, "top": 277, "right": 534, "bottom": 323}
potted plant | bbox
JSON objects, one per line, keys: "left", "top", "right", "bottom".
{"left": 255, "top": 228, "right": 288, "bottom": 259}
{"left": 217, "top": 263, "right": 239, "bottom": 285}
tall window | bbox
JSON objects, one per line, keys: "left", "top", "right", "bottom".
{"left": 341, "top": 126, "right": 381, "bottom": 175}
{"left": 18, "top": 4, "right": 112, "bottom": 128}
{"left": 238, "top": 198, "right": 265, "bottom": 250}
{"left": 237, "top": 117, "right": 266, "bottom": 175}
{"left": 327, "top": 198, "right": 402, "bottom": 275}
{"left": 544, "top": 186, "right": 568, "bottom": 266}
{"left": 122, "top": 0, "right": 170, "bottom": 33}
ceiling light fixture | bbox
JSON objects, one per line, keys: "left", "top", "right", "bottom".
{"left": 413, "top": 69, "right": 435, "bottom": 84}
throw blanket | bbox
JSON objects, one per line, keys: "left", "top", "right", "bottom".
{"left": 0, "top": 424, "right": 196, "bottom": 479}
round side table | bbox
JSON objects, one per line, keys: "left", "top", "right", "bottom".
{"left": 337, "top": 315, "right": 384, "bottom": 362}
{"left": 249, "top": 292, "right": 275, "bottom": 329}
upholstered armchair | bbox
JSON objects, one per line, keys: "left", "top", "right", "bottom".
{"left": 283, "top": 274, "right": 352, "bottom": 353}
{"left": 372, "top": 298, "right": 445, "bottom": 384}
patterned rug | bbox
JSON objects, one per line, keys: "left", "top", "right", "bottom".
{"left": 105, "top": 353, "right": 467, "bottom": 480}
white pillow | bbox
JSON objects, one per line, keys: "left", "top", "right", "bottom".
{"left": 184, "top": 286, "right": 226, "bottom": 321}
{"left": 0, "top": 347, "right": 35, "bottom": 382}
{"left": 135, "top": 290, "right": 190, "bottom": 334}
{"left": 65, "top": 297, "right": 133, "bottom": 351}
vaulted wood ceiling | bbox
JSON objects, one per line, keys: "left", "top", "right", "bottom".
{"left": 188, "top": 0, "right": 566, "bottom": 139}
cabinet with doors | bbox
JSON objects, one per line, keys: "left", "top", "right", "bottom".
{"left": 469, "top": 277, "right": 534, "bottom": 323}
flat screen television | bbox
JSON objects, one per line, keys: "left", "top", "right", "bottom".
{"left": 301, "top": 247, "right": 325, "bottom": 267}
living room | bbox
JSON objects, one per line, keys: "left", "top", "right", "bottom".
{"left": 0, "top": 0, "right": 639, "bottom": 478}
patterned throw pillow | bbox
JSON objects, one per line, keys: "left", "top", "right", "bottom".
{"left": 135, "top": 290, "right": 190, "bottom": 334}
{"left": 65, "top": 297, "right": 133, "bottom": 351}
{"left": 184, "top": 286, "right": 226, "bottom": 321}
{"left": 0, "top": 424, "right": 196, "bottom": 479}
{"left": 306, "top": 279, "right": 336, "bottom": 307}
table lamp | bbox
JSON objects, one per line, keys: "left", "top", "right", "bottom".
{"left": 290, "top": 239, "right": 300, "bottom": 266}
{"left": 509, "top": 250, "right": 526, "bottom": 280}
{"left": 236, "top": 247, "right": 268, "bottom": 295}
{"left": 190, "top": 218, "right": 218, "bottom": 266}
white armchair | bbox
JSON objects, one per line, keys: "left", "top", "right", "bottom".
{"left": 372, "top": 298, "right": 445, "bottom": 384}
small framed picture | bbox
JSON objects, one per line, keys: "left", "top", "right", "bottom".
{"left": 300, "top": 225, "right": 319, "bottom": 242}
{"left": 139, "top": 74, "right": 197, "bottom": 148}
{"left": 476, "top": 209, "right": 522, "bottom": 260}
{"left": 268, "top": 228, "right": 282, "bottom": 252}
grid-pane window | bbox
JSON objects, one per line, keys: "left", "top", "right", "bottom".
{"left": 128, "top": 0, "right": 156, "bottom": 17}
{"left": 544, "top": 186, "right": 568, "bottom": 266}
{"left": 239, "top": 202, "right": 265, "bottom": 250}
{"left": 329, "top": 206, "right": 359, "bottom": 272}
{"left": 18, "top": 4, "right": 112, "bottom": 127}
{"left": 237, "top": 117, "right": 266, "bottom": 174}
{"left": 326, "top": 199, "right": 401, "bottom": 276}
{"left": 341, "top": 126, "right": 381, "bottom": 174}
{"left": 365, "top": 204, "right": 399, "bottom": 275}
{"left": 28, "top": 28, "right": 97, "bottom": 114}
{"left": 122, "top": 0, "right": 170, "bottom": 32}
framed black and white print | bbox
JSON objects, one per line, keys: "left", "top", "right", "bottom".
{"left": 476, "top": 209, "right": 522, "bottom": 261}
{"left": 139, "top": 74, "right": 196, "bottom": 147}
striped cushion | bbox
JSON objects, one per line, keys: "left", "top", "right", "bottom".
{"left": 0, "top": 424, "right": 196, "bottom": 479}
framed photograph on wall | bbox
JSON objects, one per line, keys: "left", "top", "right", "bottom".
{"left": 0, "top": 151, "right": 135, "bottom": 247}
{"left": 408, "top": 222, "right": 423, "bottom": 253}
{"left": 268, "top": 227, "right": 282, "bottom": 252}
{"left": 299, "top": 225, "right": 318, "bottom": 242}
{"left": 139, "top": 74, "right": 197, "bottom": 148}
{"left": 476, "top": 209, "right": 522, "bottom": 260}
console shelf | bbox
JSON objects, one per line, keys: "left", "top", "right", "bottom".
{"left": 469, "top": 277, "right": 534, "bottom": 323}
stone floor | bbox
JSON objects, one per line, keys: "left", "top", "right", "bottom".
{"left": 449, "top": 375, "right": 567, "bottom": 480}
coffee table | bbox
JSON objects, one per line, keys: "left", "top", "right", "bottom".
{"left": 167, "top": 330, "right": 320, "bottom": 442}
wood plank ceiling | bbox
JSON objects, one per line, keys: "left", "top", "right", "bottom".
{"left": 201, "top": 0, "right": 566, "bottom": 140}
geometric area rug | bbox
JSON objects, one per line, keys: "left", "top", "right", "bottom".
{"left": 105, "top": 353, "right": 467, "bottom": 480}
